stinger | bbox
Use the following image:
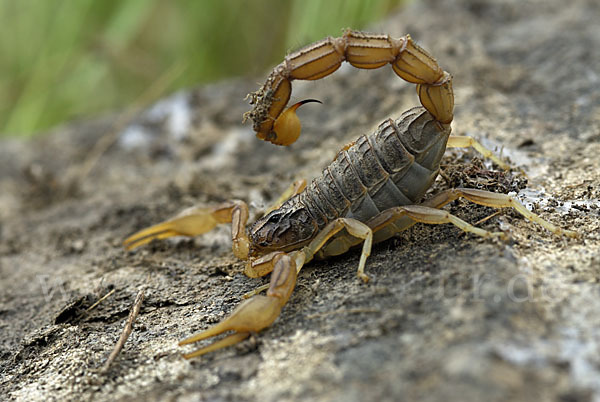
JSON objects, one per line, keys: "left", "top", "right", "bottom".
{"left": 270, "top": 99, "right": 322, "bottom": 146}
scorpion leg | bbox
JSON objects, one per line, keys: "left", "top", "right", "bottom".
{"left": 420, "top": 188, "right": 579, "bottom": 238}
{"left": 245, "top": 215, "right": 374, "bottom": 296}
{"left": 123, "top": 200, "right": 251, "bottom": 259}
{"left": 447, "top": 135, "right": 510, "bottom": 170}
{"left": 321, "top": 187, "right": 578, "bottom": 264}
{"left": 303, "top": 218, "right": 374, "bottom": 282}
{"left": 179, "top": 250, "right": 304, "bottom": 359}
{"left": 366, "top": 205, "right": 505, "bottom": 243}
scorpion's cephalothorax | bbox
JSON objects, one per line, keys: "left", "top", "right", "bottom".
{"left": 249, "top": 199, "right": 319, "bottom": 254}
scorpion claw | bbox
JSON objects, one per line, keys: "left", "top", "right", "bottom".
{"left": 124, "top": 202, "right": 251, "bottom": 258}
{"left": 179, "top": 252, "right": 300, "bottom": 359}
{"left": 178, "top": 295, "right": 284, "bottom": 359}
{"left": 123, "top": 207, "right": 221, "bottom": 250}
{"left": 181, "top": 332, "right": 250, "bottom": 359}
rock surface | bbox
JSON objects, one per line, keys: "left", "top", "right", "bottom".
{"left": 1, "top": 0, "right": 599, "bottom": 401}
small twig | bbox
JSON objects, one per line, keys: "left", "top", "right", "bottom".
{"left": 474, "top": 210, "right": 502, "bottom": 226}
{"left": 101, "top": 290, "right": 144, "bottom": 373}
{"left": 85, "top": 288, "right": 116, "bottom": 313}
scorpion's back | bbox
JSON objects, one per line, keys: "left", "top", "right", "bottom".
{"left": 300, "top": 106, "right": 451, "bottom": 226}
{"left": 249, "top": 107, "right": 451, "bottom": 253}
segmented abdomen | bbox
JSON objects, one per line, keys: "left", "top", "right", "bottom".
{"left": 299, "top": 107, "right": 450, "bottom": 228}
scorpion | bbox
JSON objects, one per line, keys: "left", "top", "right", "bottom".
{"left": 124, "top": 30, "right": 578, "bottom": 359}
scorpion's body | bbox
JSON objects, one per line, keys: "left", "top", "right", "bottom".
{"left": 124, "top": 30, "right": 577, "bottom": 359}
{"left": 251, "top": 107, "right": 450, "bottom": 255}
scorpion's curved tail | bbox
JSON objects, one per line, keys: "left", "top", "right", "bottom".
{"left": 243, "top": 29, "right": 454, "bottom": 146}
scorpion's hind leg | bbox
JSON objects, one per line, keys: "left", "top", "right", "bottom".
{"left": 367, "top": 204, "right": 506, "bottom": 245}
{"left": 179, "top": 251, "right": 304, "bottom": 359}
{"left": 123, "top": 200, "right": 251, "bottom": 259}
{"left": 421, "top": 188, "right": 579, "bottom": 238}
{"left": 447, "top": 135, "right": 510, "bottom": 170}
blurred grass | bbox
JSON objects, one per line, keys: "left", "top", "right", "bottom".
{"left": 0, "top": 0, "right": 404, "bottom": 137}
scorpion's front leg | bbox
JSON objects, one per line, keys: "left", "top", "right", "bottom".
{"left": 123, "top": 200, "right": 250, "bottom": 259}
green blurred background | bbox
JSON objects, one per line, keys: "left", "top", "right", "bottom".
{"left": 0, "top": 0, "right": 405, "bottom": 137}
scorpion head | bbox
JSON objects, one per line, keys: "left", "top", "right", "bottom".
{"left": 249, "top": 206, "right": 318, "bottom": 255}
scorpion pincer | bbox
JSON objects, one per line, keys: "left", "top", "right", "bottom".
{"left": 124, "top": 30, "right": 578, "bottom": 359}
